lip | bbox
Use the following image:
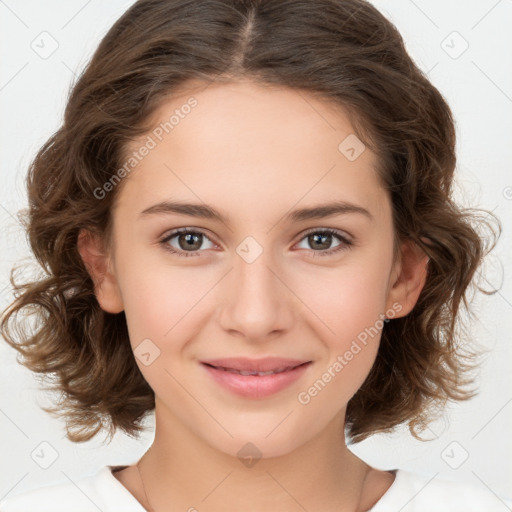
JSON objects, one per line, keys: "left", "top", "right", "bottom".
{"left": 200, "top": 360, "right": 313, "bottom": 399}
{"left": 200, "top": 357, "right": 310, "bottom": 373}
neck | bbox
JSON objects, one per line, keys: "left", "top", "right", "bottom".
{"left": 136, "top": 398, "right": 374, "bottom": 512}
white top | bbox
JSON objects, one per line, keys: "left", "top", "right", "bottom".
{"left": 1, "top": 465, "right": 511, "bottom": 511}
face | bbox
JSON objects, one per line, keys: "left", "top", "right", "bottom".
{"left": 81, "top": 79, "right": 426, "bottom": 459}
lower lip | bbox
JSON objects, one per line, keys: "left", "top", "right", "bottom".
{"left": 201, "top": 362, "right": 312, "bottom": 399}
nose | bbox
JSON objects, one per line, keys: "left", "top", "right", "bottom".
{"left": 218, "top": 244, "right": 295, "bottom": 342}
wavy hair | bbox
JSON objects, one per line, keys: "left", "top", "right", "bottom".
{"left": 1, "top": 0, "right": 500, "bottom": 443}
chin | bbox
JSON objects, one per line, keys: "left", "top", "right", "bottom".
{"left": 204, "top": 429, "right": 304, "bottom": 463}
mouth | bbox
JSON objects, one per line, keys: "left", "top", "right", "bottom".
{"left": 199, "top": 356, "right": 312, "bottom": 373}
{"left": 202, "top": 361, "right": 310, "bottom": 376}
{"left": 200, "top": 359, "right": 313, "bottom": 399}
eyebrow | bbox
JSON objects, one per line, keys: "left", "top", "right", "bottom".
{"left": 139, "top": 200, "right": 373, "bottom": 223}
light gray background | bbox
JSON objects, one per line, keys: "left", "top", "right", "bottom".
{"left": 1, "top": 0, "right": 511, "bottom": 504}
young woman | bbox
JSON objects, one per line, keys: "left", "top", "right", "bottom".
{"left": 1, "top": 0, "right": 510, "bottom": 511}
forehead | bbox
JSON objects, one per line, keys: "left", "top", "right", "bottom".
{"left": 138, "top": 79, "right": 371, "bottom": 160}
{"left": 116, "top": 79, "right": 389, "bottom": 223}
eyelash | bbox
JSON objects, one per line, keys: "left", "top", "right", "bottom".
{"left": 159, "top": 228, "right": 353, "bottom": 258}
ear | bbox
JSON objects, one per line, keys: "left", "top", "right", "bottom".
{"left": 385, "top": 239, "right": 429, "bottom": 318}
{"left": 77, "top": 229, "right": 124, "bottom": 314}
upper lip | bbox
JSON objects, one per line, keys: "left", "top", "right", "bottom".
{"left": 200, "top": 357, "right": 311, "bottom": 372}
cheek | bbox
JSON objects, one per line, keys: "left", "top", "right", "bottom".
{"left": 293, "top": 251, "right": 392, "bottom": 397}
{"left": 295, "top": 265, "right": 390, "bottom": 413}
{"left": 116, "top": 265, "right": 206, "bottom": 393}
{"left": 298, "top": 255, "right": 391, "bottom": 341}
{"left": 116, "top": 253, "right": 217, "bottom": 350}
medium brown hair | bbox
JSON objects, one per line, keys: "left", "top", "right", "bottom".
{"left": 1, "top": 0, "right": 500, "bottom": 443}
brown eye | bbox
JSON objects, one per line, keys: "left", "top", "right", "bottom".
{"left": 160, "top": 229, "right": 215, "bottom": 257}
{"left": 296, "top": 229, "right": 352, "bottom": 256}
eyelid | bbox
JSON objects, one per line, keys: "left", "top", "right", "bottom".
{"left": 299, "top": 226, "right": 353, "bottom": 243}
{"left": 159, "top": 227, "right": 218, "bottom": 246}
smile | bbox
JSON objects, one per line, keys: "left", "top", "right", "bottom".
{"left": 201, "top": 361, "right": 312, "bottom": 399}
{"left": 207, "top": 363, "right": 302, "bottom": 376}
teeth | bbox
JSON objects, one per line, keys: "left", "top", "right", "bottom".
{"left": 218, "top": 365, "right": 296, "bottom": 376}
{"left": 240, "top": 370, "right": 275, "bottom": 376}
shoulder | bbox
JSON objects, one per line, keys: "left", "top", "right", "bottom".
{"left": 0, "top": 466, "right": 144, "bottom": 512}
{"left": 371, "top": 469, "right": 512, "bottom": 512}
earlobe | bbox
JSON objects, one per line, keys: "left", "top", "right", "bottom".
{"left": 77, "top": 229, "right": 124, "bottom": 314}
{"left": 386, "top": 240, "right": 429, "bottom": 317}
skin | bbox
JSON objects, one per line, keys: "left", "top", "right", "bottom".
{"left": 78, "top": 79, "right": 429, "bottom": 512}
